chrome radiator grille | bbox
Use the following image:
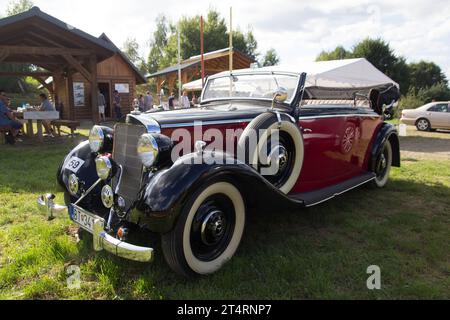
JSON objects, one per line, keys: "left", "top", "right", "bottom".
{"left": 113, "top": 123, "right": 147, "bottom": 211}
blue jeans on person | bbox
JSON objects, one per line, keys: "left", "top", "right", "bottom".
{"left": 114, "top": 106, "right": 122, "bottom": 121}
{"left": 2, "top": 119, "right": 22, "bottom": 130}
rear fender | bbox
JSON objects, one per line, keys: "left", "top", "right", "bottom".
{"left": 370, "top": 123, "right": 401, "bottom": 171}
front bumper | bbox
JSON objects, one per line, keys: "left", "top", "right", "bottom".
{"left": 37, "top": 194, "right": 154, "bottom": 263}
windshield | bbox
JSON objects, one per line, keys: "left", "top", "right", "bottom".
{"left": 202, "top": 73, "right": 300, "bottom": 104}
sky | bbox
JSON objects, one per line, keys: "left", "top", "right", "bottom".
{"left": 1, "top": 0, "right": 450, "bottom": 79}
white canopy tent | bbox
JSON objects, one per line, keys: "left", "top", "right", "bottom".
{"left": 182, "top": 58, "right": 399, "bottom": 99}
{"left": 242, "top": 58, "right": 399, "bottom": 89}
{"left": 182, "top": 78, "right": 203, "bottom": 92}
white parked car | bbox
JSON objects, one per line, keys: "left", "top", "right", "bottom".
{"left": 401, "top": 102, "right": 450, "bottom": 131}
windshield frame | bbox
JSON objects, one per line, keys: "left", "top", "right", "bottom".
{"left": 200, "top": 71, "right": 302, "bottom": 108}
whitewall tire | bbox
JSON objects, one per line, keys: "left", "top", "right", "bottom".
{"left": 238, "top": 113, "right": 304, "bottom": 194}
{"left": 162, "top": 182, "right": 245, "bottom": 277}
{"left": 373, "top": 140, "right": 393, "bottom": 188}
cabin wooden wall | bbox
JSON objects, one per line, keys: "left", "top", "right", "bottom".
{"left": 69, "top": 54, "right": 137, "bottom": 120}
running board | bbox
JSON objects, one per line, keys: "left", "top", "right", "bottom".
{"left": 289, "top": 173, "right": 376, "bottom": 207}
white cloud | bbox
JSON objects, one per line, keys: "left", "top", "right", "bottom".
{"left": 1, "top": 0, "right": 449, "bottom": 79}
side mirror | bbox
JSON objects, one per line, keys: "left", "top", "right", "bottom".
{"left": 273, "top": 87, "right": 288, "bottom": 103}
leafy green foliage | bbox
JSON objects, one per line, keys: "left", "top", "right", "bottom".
{"left": 146, "top": 9, "right": 259, "bottom": 74}
{"left": 409, "top": 61, "right": 448, "bottom": 89}
{"left": 6, "top": 0, "right": 34, "bottom": 16}
{"left": 121, "top": 37, "right": 147, "bottom": 73}
{"left": 316, "top": 46, "right": 351, "bottom": 61}
{"left": 261, "top": 48, "right": 280, "bottom": 67}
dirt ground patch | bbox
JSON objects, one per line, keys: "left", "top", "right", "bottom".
{"left": 400, "top": 126, "right": 450, "bottom": 161}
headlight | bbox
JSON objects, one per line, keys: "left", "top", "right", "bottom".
{"left": 68, "top": 174, "right": 79, "bottom": 196}
{"left": 101, "top": 185, "right": 114, "bottom": 209}
{"left": 95, "top": 156, "right": 113, "bottom": 180}
{"left": 89, "top": 125, "right": 105, "bottom": 153}
{"left": 137, "top": 134, "right": 159, "bottom": 167}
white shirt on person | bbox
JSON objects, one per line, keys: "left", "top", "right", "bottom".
{"left": 181, "top": 96, "right": 190, "bottom": 109}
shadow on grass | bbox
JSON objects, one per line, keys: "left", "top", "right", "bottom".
{"left": 67, "top": 174, "right": 449, "bottom": 299}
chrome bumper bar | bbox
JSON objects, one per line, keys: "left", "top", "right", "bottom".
{"left": 37, "top": 194, "right": 154, "bottom": 263}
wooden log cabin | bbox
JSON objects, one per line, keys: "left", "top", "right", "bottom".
{"left": 0, "top": 7, "right": 146, "bottom": 122}
{"left": 148, "top": 48, "right": 256, "bottom": 103}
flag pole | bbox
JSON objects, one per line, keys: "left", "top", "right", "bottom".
{"left": 229, "top": 7, "right": 233, "bottom": 96}
{"left": 177, "top": 25, "right": 182, "bottom": 105}
{"left": 201, "top": 16, "right": 205, "bottom": 88}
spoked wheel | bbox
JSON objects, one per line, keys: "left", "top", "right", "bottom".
{"left": 416, "top": 118, "right": 431, "bottom": 132}
{"left": 372, "top": 140, "right": 393, "bottom": 188}
{"left": 162, "top": 182, "right": 245, "bottom": 277}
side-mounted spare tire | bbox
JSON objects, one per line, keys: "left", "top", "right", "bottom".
{"left": 237, "top": 112, "right": 304, "bottom": 194}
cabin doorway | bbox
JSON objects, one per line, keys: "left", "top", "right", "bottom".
{"left": 98, "top": 82, "right": 111, "bottom": 119}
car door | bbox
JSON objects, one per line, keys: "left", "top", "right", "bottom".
{"left": 445, "top": 103, "right": 450, "bottom": 129}
{"left": 427, "top": 103, "right": 448, "bottom": 128}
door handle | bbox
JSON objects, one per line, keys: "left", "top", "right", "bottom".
{"left": 302, "top": 128, "right": 313, "bottom": 133}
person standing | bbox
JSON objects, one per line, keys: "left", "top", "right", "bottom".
{"left": 98, "top": 90, "right": 106, "bottom": 122}
{"left": 138, "top": 94, "right": 145, "bottom": 112}
{"left": 113, "top": 90, "right": 122, "bottom": 121}
{"left": 181, "top": 91, "right": 191, "bottom": 109}
{"left": 144, "top": 91, "right": 153, "bottom": 111}
{"left": 168, "top": 92, "right": 175, "bottom": 110}
{"left": 191, "top": 93, "right": 199, "bottom": 106}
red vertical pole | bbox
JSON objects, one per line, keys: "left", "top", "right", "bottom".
{"left": 201, "top": 16, "right": 205, "bottom": 88}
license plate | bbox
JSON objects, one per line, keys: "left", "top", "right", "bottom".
{"left": 70, "top": 205, "right": 104, "bottom": 234}
{"left": 64, "top": 157, "right": 85, "bottom": 173}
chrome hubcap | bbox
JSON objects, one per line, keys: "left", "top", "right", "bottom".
{"left": 418, "top": 120, "right": 428, "bottom": 130}
{"left": 268, "top": 145, "right": 289, "bottom": 174}
{"left": 201, "top": 210, "right": 226, "bottom": 246}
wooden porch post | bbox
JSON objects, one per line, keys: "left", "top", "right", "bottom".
{"left": 156, "top": 77, "right": 162, "bottom": 105}
{"left": 89, "top": 55, "right": 98, "bottom": 123}
{"left": 67, "top": 72, "right": 75, "bottom": 121}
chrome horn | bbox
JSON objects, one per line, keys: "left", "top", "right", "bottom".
{"left": 272, "top": 87, "right": 288, "bottom": 109}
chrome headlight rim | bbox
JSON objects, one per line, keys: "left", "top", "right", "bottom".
{"left": 101, "top": 185, "right": 114, "bottom": 209}
{"left": 89, "top": 125, "right": 105, "bottom": 153}
{"left": 68, "top": 174, "right": 79, "bottom": 196}
{"left": 95, "top": 156, "right": 113, "bottom": 180}
{"left": 137, "top": 133, "right": 159, "bottom": 168}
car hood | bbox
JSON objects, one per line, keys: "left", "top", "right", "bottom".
{"left": 129, "top": 101, "right": 276, "bottom": 127}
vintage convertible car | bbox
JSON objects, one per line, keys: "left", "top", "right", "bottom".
{"left": 38, "top": 60, "right": 401, "bottom": 277}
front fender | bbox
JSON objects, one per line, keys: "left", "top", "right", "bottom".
{"left": 370, "top": 123, "right": 401, "bottom": 171}
{"left": 57, "top": 141, "right": 99, "bottom": 197}
{"left": 138, "top": 151, "right": 300, "bottom": 233}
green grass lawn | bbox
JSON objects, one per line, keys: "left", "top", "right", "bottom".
{"left": 0, "top": 134, "right": 449, "bottom": 300}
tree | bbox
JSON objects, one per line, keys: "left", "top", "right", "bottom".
{"left": 316, "top": 46, "right": 350, "bottom": 61}
{"left": 409, "top": 61, "right": 448, "bottom": 90}
{"left": 261, "top": 48, "right": 280, "bottom": 66}
{"left": 147, "top": 9, "right": 261, "bottom": 73}
{"left": 352, "top": 38, "right": 397, "bottom": 76}
{"left": 147, "top": 15, "right": 169, "bottom": 73}
{"left": 122, "top": 37, "right": 142, "bottom": 65}
{"left": 6, "top": 0, "right": 34, "bottom": 16}
{"left": 417, "top": 82, "right": 450, "bottom": 102}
